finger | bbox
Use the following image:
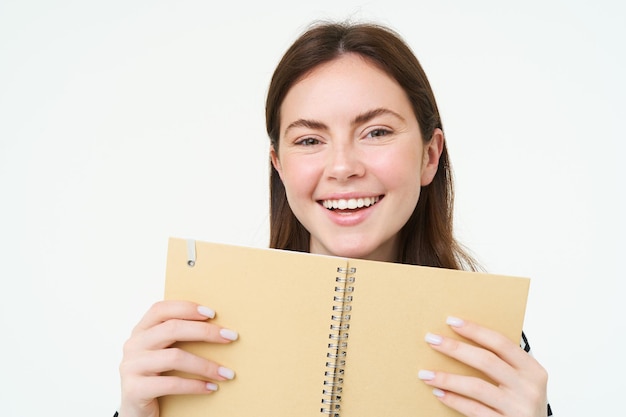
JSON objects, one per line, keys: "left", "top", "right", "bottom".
{"left": 418, "top": 370, "right": 506, "bottom": 414}
{"left": 426, "top": 387, "right": 503, "bottom": 417}
{"left": 445, "top": 317, "right": 534, "bottom": 370}
{"left": 134, "top": 319, "right": 238, "bottom": 350}
{"left": 133, "top": 300, "right": 216, "bottom": 333}
{"left": 424, "top": 331, "right": 516, "bottom": 387}
{"left": 122, "top": 347, "right": 236, "bottom": 382}
{"left": 123, "top": 374, "right": 220, "bottom": 400}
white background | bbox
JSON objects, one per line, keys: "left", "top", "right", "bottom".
{"left": 1, "top": 1, "right": 624, "bottom": 416}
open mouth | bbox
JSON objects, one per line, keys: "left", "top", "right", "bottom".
{"left": 320, "top": 196, "right": 382, "bottom": 210}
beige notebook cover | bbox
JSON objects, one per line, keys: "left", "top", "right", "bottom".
{"left": 160, "top": 237, "right": 530, "bottom": 417}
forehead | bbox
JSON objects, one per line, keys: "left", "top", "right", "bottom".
{"left": 296, "top": 53, "right": 392, "bottom": 86}
{"left": 280, "top": 54, "right": 411, "bottom": 129}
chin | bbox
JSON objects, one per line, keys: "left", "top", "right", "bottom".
{"left": 321, "top": 241, "right": 395, "bottom": 262}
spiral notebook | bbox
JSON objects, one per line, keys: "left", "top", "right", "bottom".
{"left": 160, "top": 237, "right": 530, "bottom": 417}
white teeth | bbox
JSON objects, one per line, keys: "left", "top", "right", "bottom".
{"left": 322, "top": 196, "right": 380, "bottom": 210}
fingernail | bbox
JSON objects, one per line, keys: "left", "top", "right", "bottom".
{"left": 418, "top": 370, "right": 435, "bottom": 380}
{"left": 197, "top": 306, "right": 216, "bottom": 319}
{"left": 446, "top": 316, "right": 465, "bottom": 327}
{"left": 218, "top": 366, "right": 235, "bottom": 380}
{"left": 206, "top": 382, "right": 219, "bottom": 391}
{"left": 433, "top": 388, "right": 445, "bottom": 398}
{"left": 425, "top": 332, "right": 443, "bottom": 345}
{"left": 220, "top": 328, "right": 239, "bottom": 341}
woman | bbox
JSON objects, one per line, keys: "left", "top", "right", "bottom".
{"left": 117, "top": 21, "right": 550, "bottom": 417}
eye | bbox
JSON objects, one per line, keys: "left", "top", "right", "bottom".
{"left": 366, "top": 128, "right": 392, "bottom": 138}
{"left": 295, "top": 137, "right": 321, "bottom": 146}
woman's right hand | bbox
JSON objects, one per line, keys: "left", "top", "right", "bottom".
{"left": 118, "top": 300, "right": 239, "bottom": 417}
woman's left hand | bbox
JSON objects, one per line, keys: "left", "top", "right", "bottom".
{"left": 418, "top": 317, "right": 548, "bottom": 417}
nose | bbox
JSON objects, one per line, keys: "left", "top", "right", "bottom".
{"left": 325, "top": 143, "right": 365, "bottom": 182}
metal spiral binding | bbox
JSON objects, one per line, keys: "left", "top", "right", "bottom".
{"left": 320, "top": 266, "right": 356, "bottom": 416}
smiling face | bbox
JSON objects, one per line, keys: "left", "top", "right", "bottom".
{"left": 271, "top": 53, "right": 443, "bottom": 262}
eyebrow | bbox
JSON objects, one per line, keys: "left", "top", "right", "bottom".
{"left": 353, "top": 107, "right": 406, "bottom": 126}
{"left": 282, "top": 107, "right": 406, "bottom": 137}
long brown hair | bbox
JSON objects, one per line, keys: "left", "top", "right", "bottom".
{"left": 266, "top": 21, "right": 478, "bottom": 271}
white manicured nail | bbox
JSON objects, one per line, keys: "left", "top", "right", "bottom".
{"left": 218, "top": 366, "right": 235, "bottom": 380}
{"left": 446, "top": 316, "right": 465, "bottom": 327}
{"left": 197, "top": 306, "right": 216, "bottom": 319}
{"left": 206, "top": 382, "right": 218, "bottom": 391}
{"left": 425, "top": 332, "right": 443, "bottom": 345}
{"left": 418, "top": 370, "right": 435, "bottom": 380}
{"left": 220, "top": 328, "right": 239, "bottom": 341}
{"left": 433, "top": 388, "right": 445, "bottom": 398}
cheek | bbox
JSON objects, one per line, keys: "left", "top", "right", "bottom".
{"left": 280, "top": 158, "right": 321, "bottom": 198}
{"left": 371, "top": 146, "right": 422, "bottom": 187}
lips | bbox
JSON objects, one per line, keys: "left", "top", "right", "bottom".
{"left": 321, "top": 196, "right": 381, "bottom": 210}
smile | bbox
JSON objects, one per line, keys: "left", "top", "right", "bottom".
{"left": 321, "top": 196, "right": 381, "bottom": 210}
